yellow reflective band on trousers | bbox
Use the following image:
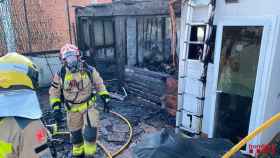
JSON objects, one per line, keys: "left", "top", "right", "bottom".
{"left": 84, "top": 143, "right": 97, "bottom": 156}
{"left": 98, "top": 90, "right": 109, "bottom": 96}
{"left": 0, "top": 140, "right": 13, "bottom": 158}
{"left": 69, "top": 97, "right": 96, "bottom": 113}
{"left": 72, "top": 144, "right": 84, "bottom": 156}
{"left": 50, "top": 98, "right": 61, "bottom": 105}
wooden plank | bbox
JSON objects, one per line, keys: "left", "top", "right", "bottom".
{"left": 76, "top": 0, "right": 181, "bottom": 17}
{"left": 138, "top": 17, "right": 144, "bottom": 65}
{"left": 124, "top": 78, "right": 165, "bottom": 92}
{"left": 126, "top": 83, "right": 163, "bottom": 97}
{"left": 126, "top": 17, "right": 137, "bottom": 66}
{"left": 124, "top": 73, "right": 164, "bottom": 86}
{"left": 126, "top": 87, "right": 161, "bottom": 104}
{"left": 125, "top": 67, "right": 170, "bottom": 79}
{"left": 115, "top": 16, "right": 126, "bottom": 86}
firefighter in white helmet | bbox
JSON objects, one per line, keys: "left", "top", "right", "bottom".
{"left": 0, "top": 52, "right": 52, "bottom": 158}
{"left": 49, "top": 44, "right": 111, "bottom": 158}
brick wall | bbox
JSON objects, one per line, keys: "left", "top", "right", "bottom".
{"left": 32, "top": 0, "right": 92, "bottom": 51}
{"left": 1, "top": 0, "right": 112, "bottom": 54}
{"left": 37, "top": 0, "right": 112, "bottom": 50}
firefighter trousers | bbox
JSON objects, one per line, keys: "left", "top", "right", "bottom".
{"left": 67, "top": 106, "right": 99, "bottom": 157}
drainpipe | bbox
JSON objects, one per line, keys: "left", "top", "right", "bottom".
{"left": 0, "top": 0, "right": 17, "bottom": 53}
{"left": 65, "top": 0, "right": 72, "bottom": 43}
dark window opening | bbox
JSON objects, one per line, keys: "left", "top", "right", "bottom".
{"left": 188, "top": 25, "right": 216, "bottom": 63}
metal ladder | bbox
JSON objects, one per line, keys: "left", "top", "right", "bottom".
{"left": 176, "top": 0, "right": 216, "bottom": 135}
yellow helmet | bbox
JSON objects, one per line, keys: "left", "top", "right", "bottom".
{"left": 0, "top": 52, "right": 39, "bottom": 89}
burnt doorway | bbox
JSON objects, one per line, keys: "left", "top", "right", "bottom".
{"left": 214, "top": 26, "right": 263, "bottom": 144}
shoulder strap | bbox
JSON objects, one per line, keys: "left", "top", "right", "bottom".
{"left": 58, "top": 65, "right": 67, "bottom": 86}
{"left": 83, "top": 63, "right": 94, "bottom": 84}
{"left": 59, "top": 63, "right": 95, "bottom": 87}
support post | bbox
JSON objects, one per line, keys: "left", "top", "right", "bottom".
{"left": 65, "top": 0, "right": 72, "bottom": 43}
{"left": 126, "top": 17, "right": 137, "bottom": 67}
{"left": 114, "top": 16, "right": 126, "bottom": 87}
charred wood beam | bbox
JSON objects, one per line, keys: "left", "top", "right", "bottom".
{"left": 126, "top": 82, "right": 163, "bottom": 97}
{"left": 124, "top": 67, "right": 171, "bottom": 104}
{"left": 124, "top": 78, "right": 164, "bottom": 93}
{"left": 126, "top": 87, "right": 162, "bottom": 105}
{"left": 75, "top": 0, "right": 181, "bottom": 17}
{"left": 125, "top": 67, "right": 170, "bottom": 79}
{"left": 168, "top": 0, "right": 178, "bottom": 67}
{"left": 124, "top": 72, "right": 165, "bottom": 85}
{"left": 115, "top": 16, "right": 126, "bottom": 87}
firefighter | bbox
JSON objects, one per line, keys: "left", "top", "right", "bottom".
{"left": 0, "top": 53, "right": 52, "bottom": 158}
{"left": 49, "top": 44, "right": 111, "bottom": 158}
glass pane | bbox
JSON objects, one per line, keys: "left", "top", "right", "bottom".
{"left": 214, "top": 26, "right": 263, "bottom": 144}
{"left": 217, "top": 26, "right": 263, "bottom": 97}
{"left": 93, "top": 20, "right": 104, "bottom": 46}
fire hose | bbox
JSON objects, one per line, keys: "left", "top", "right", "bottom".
{"left": 222, "top": 112, "right": 280, "bottom": 158}
{"left": 47, "top": 109, "right": 133, "bottom": 158}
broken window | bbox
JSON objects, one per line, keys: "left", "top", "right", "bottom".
{"left": 188, "top": 25, "right": 216, "bottom": 62}
{"left": 188, "top": 26, "right": 205, "bottom": 60}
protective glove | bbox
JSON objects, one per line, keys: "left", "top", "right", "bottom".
{"left": 100, "top": 94, "right": 111, "bottom": 113}
{"left": 52, "top": 102, "right": 63, "bottom": 123}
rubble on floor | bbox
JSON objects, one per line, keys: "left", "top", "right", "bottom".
{"left": 132, "top": 129, "right": 246, "bottom": 158}
{"left": 37, "top": 88, "right": 175, "bottom": 158}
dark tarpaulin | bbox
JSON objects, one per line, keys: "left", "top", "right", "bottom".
{"left": 132, "top": 129, "right": 246, "bottom": 158}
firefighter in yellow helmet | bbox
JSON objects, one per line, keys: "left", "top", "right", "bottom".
{"left": 0, "top": 52, "right": 52, "bottom": 158}
{"left": 49, "top": 44, "right": 111, "bottom": 158}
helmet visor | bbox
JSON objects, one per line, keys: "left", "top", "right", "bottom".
{"left": 65, "top": 54, "right": 79, "bottom": 72}
{"left": 62, "top": 51, "right": 78, "bottom": 59}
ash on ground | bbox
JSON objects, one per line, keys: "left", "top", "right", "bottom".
{"left": 37, "top": 88, "right": 175, "bottom": 158}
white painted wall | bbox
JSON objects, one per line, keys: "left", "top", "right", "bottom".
{"left": 28, "top": 54, "right": 61, "bottom": 87}
{"left": 214, "top": 0, "right": 280, "bottom": 148}
{"left": 180, "top": 0, "right": 280, "bottom": 146}
{"left": 215, "top": 0, "right": 280, "bottom": 20}
{"left": 258, "top": 17, "right": 280, "bottom": 145}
